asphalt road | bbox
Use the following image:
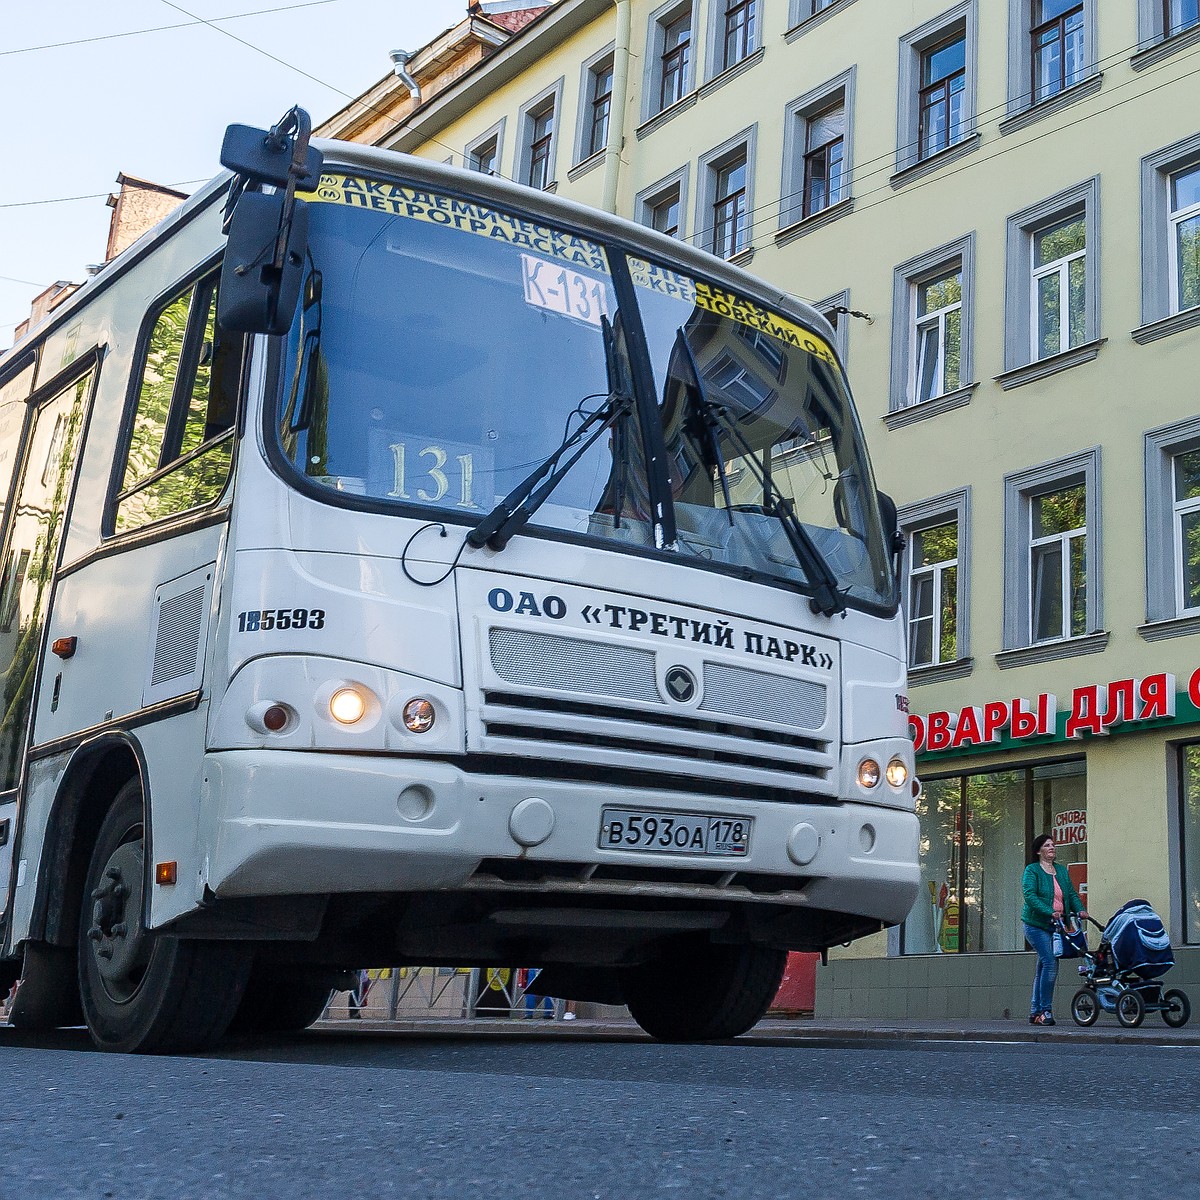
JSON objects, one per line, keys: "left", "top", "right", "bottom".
{"left": 1, "top": 1025, "right": 1197, "bottom": 1199}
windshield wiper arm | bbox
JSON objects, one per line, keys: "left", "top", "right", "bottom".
{"left": 675, "top": 332, "right": 845, "bottom": 617}
{"left": 467, "top": 391, "right": 634, "bottom": 551}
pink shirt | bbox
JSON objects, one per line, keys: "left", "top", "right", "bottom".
{"left": 1052, "top": 874, "right": 1064, "bottom": 917}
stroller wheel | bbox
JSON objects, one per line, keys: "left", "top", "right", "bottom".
{"left": 1071, "top": 988, "right": 1099, "bottom": 1026}
{"left": 1115, "top": 989, "right": 1146, "bottom": 1029}
{"left": 1162, "top": 988, "right": 1191, "bottom": 1028}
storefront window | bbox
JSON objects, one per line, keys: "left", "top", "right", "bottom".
{"left": 1179, "top": 744, "right": 1200, "bottom": 942}
{"left": 903, "top": 759, "right": 1086, "bottom": 954}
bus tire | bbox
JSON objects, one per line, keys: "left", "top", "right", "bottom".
{"left": 77, "top": 780, "right": 251, "bottom": 1054}
{"left": 229, "top": 965, "right": 347, "bottom": 1034}
{"left": 623, "top": 938, "right": 787, "bottom": 1042}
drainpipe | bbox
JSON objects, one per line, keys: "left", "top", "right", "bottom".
{"left": 601, "top": 0, "right": 632, "bottom": 214}
{"left": 389, "top": 49, "right": 422, "bottom": 104}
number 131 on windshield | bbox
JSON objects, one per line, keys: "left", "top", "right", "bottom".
{"left": 521, "top": 253, "right": 609, "bottom": 328}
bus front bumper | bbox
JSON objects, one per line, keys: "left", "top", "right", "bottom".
{"left": 203, "top": 750, "right": 920, "bottom": 926}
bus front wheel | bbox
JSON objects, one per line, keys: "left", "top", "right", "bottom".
{"left": 77, "top": 780, "right": 251, "bottom": 1053}
{"left": 622, "top": 938, "right": 787, "bottom": 1042}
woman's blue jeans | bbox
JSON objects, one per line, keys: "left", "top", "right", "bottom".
{"left": 1024, "top": 923, "right": 1058, "bottom": 1015}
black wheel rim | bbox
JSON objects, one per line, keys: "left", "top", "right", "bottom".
{"left": 85, "top": 828, "right": 150, "bottom": 1005}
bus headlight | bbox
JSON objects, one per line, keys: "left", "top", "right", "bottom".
{"left": 330, "top": 686, "right": 368, "bottom": 725}
{"left": 857, "top": 758, "right": 881, "bottom": 789}
{"left": 885, "top": 757, "right": 909, "bottom": 789}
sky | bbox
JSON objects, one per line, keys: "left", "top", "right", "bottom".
{"left": 0, "top": 0, "right": 473, "bottom": 343}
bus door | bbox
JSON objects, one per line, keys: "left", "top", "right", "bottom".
{"left": 0, "top": 356, "right": 93, "bottom": 924}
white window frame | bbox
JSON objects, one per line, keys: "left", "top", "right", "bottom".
{"left": 1003, "top": 178, "right": 1100, "bottom": 374}
{"left": 1005, "top": 0, "right": 1097, "bottom": 122}
{"left": 911, "top": 265, "right": 963, "bottom": 405}
{"left": 1145, "top": 416, "right": 1200, "bottom": 627}
{"left": 908, "top": 524, "right": 958, "bottom": 668}
{"left": 1169, "top": 164, "right": 1200, "bottom": 316}
{"left": 889, "top": 234, "right": 975, "bottom": 418}
{"left": 1139, "top": 135, "right": 1200, "bottom": 337}
{"left": 1002, "top": 449, "right": 1101, "bottom": 652}
{"left": 1173, "top": 453, "right": 1200, "bottom": 615}
{"left": 1028, "top": 485, "right": 1087, "bottom": 643}
{"left": 1030, "top": 213, "right": 1087, "bottom": 360}
{"left": 780, "top": 69, "right": 855, "bottom": 230}
{"left": 898, "top": 488, "right": 971, "bottom": 678}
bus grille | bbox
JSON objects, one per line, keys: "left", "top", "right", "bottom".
{"left": 481, "top": 627, "right": 835, "bottom": 795}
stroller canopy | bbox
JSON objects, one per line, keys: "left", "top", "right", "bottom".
{"left": 1104, "top": 900, "right": 1175, "bottom": 979}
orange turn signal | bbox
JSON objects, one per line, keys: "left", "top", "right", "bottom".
{"left": 155, "top": 861, "right": 178, "bottom": 886}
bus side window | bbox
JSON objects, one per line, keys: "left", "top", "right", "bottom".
{"left": 112, "top": 269, "right": 243, "bottom": 535}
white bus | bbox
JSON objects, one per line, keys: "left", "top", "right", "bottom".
{"left": 0, "top": 110, "right": 918, "bottom": 1051}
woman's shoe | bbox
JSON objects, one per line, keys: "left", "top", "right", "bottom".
{"left": 1032, "top": 1012, "right": 1052, "bottom": 1026}
{"left": 1028, "top": 1013, "right": 1038, "bottom": 1024}
{"left": 1042, "top": 1013, "right": 1056, "bottom": 1026}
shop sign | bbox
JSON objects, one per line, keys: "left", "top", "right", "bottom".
{"left": 910, "top": 668, "right": 1200, "bottom": 758}
{"left": 1053, "top": 808, "right": 1087, "bottom": 846}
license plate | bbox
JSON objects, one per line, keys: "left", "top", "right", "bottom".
{"left": 599, "top": 808, "right": 751, "bottom": 857}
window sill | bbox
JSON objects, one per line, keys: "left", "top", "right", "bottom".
{"left": 567, "top": 150, "right": 605, "bottom": 182}
{"left": 999, "top": 73, "right": 1103, "bottom": 137}
{"left": 636, "top": 92, "right": 699, "bottom": 141}
{"left": 884, "top": 384, "right": 976, "bottom": 431}
{"left": 995, "top": 632, "right": 1109, "bottom": 670}
{"left": 699, "top": 47, "right": 766, "bottom": 100}
{"left": 995, "top": 339, "right": 1106, "bottom": 391}
{"left": 890, "top": 134, "right": 981, "bottom": 190}
{"left": 784, "top": 0, "right": 861, "bottom": 41}
{"left": 729, "top": 246, "right": 756, "bottom": 267}
{"left": 775, "top": 197, "right": 854, "bottom": 247}
{"left": 1132, "top": 306, "right": 1200, "bottom": 345}
{"left": 908, "top": 658, "right": 974, "bottom": 687}
{"left": 1138, "top": 614, "right": 1200, "bottom": 642}
{"left": 1132, "top": 23, "right": 1200, "bottom": 71}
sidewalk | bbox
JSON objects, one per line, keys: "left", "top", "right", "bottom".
{"left": 315, "top": 1013, "right": 1200, "bottom": 1047}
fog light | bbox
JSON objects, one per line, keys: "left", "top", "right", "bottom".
{"left": 886, "top": 757, "right": 909, "bottom": 788}
{"left": 330, "top": 687, "right": 367, "bottom": 725}
{"left": 857, "top": 757, "right": 881, "bottom": 789}
{"left": 262, "top": 704, "right": 290, "bottom": 733}
{"left": 402, "top": 697, "right": 436, "bottom": 733}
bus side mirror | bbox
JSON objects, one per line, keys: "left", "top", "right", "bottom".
{"left": 877, "top": 491, "right": 905, "bottom": 577}
{"left": 220, "top": 123, "right": 322, "bottom": 190}
{"left": 218, "top": 190, "right": 309, "bottom": 335}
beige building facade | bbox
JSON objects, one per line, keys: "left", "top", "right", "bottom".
{"left": 323, "top": 0, "right": 1200, "bottom": 1020}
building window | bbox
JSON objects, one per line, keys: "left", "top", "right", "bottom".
{"left": 897, "top": 4, "right": 977, "bottom": 177}
{"left": 1144, "top": 415, "right": 1200, "bottom": 625}
{"left": 712, "top": 154, "right": 748, "bottom": 258}
{"left": 902, "top": 761, "right": 1086, "bottom": 955}
{"left": 1167, "top": 0, "right": 1200, "bottom": 34}
{"left": 1031, "top": 213, "right": 1086, "bottom": 359}
{"left": 528, "top": 106, "right": 554, "bottom": 190}
{"left": 912, "top": 265, "right": 962, "bottom": 403}
{"left": 802, "top": 101, "right": 845, "bottom": 218}
{"left": 1032, "top": 0, "right": 1085, "bottom": 102}
{"left": 660, "top": 9, "right": 691, "bottom": 110}
{"left": 651, "top": 188, "right": 682, "bottom": 237}
{"left": 1003, "top": 178, "right": 1099, "bottom": 374}
{"left": 890, "top": 235, "right": 974, "bottom": 414}
{"left": 1002, "top": 449, "right": 1100, "bottom": 651}
{"left": 467, "top": 122, "right": 503, "bottom": 175}
{"left": 899, "top": 488, "right": 970, "bottom": 671}
{"left": 586, "top": 57, "right": 614, "bottom": 158}
{"left": 638, "top": 167, "right": 689, "bottom": 240}
{"left": 722, "top": 0, "right": 757, "bottom": 71}
{"left": 908, "top": 521, "right": 958, "bottom": 667}
{"left": 1006, "top": 0, "right": 1095, "bottom": 119}
{"left": 1137, "top": 0, "right": 1200, "bottom": 55}
{"left": 1139, "top": 136, "right": 1200, "bottom": 333}
{"left": 920, "top": 35, "right": 966, "bottom": 160}
{"left": 1029, "top": 483, "right": 1087, "bottom": 642}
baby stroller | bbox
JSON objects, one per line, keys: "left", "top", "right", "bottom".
{"left": 1068, "top": 900, "right": 1191, "bottom": 1028}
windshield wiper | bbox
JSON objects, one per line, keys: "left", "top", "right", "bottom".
{"left": 674, "top": 329, "right": 845, "bottom": 617}
{"left": 468, "top": 315, "right": 635, "bottom": 552}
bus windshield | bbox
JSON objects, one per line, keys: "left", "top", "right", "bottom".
{"left": 276, "top": 174, "right": 894, "bottom": 610}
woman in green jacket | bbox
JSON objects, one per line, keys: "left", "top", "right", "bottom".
{"left": 1022, "top": 833, "right": 1086, "bottom": 1026}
